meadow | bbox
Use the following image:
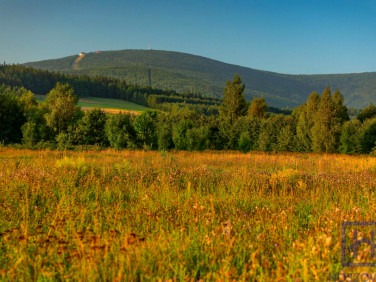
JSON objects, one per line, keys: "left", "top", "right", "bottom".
{"left": 1, "top": 148, "right": 376, "bottom": 280}
{"left": 34, "top": 95, "right": 149, "bottom": 114}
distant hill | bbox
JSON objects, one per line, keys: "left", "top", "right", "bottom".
{"left": 24, "top": 49, "right": 376, "bottom": 108}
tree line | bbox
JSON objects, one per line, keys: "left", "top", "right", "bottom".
{"left": 0, "top": 64, "right": 292, "bottom": 116}
{"left": 0, "top": 64, "right": 220, "bottom": 115}
{"left": 1, "top": 73, "right": 376, "bottom": 154}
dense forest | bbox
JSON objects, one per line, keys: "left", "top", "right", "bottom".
{"left": 0, "top": 64, "right": 291, "bottom": 115}
{"left": 1, "top": 67, "right": 376, "bottom": 155}
{"left": 0, "top": 64, "right": 221, "bottom": 115}
{"left": 24, "top": 49, "right": 376, "bottom": 108}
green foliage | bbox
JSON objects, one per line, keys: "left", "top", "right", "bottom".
{"left": 0, "top": 64, "right": 221, "bottom": 115}
{"left": 294, "top": 105, "right": 311, "bottom": 152}
{"left": 157, "top": 123, "right": 173, "bottom": 151}
{"left": 249, "top": 96, "right": 267, "bottom": 118}
{"left": 56, "top": 126, "right": 76, "bottom": 150}
{"left": 357, "top": 103, "right": 376, "bottom": 122}
{"left": 356, "top": 118, "right": 376, "bottom": 154}
{"left": 21, "top": 121, "right": 38, "bottom": 147}
{"left": 311, "top": 87, "right": 348, "bottom": 153}
{"left": 76, "top": 108, "right": 108, "bottom": 146}
{"left": 0, "top": 87, "right": 26, "bottom": 144}
{"left": 105, "top": 114, "right": 136, "bottom": 150}
{"left": 276, "top": 124, "right": 295, "bottom": 152}
{"left": 172, "top": 120, "right": 194, "bottom": 150}
{"left": 238, "top": 131, "right": 252, "bottom": 153}
{"left": 2, "top": 71, "right": 376, "bottom": 157}
{"left": 232, "top": 116, "right": 261, "bottom": 151}
{"left": 257, "top": 115, "right": 294, "bottom": 152}
{"left": 339, "top": 120, "right": 361, "bottom": 154}
{"left": 294, "top": 92, "right": 320, "bottom": 152}
{"left": 134, "top": 110, "right": 159, "bottom": 149}
{"left": 219, "top": 74, "right": 247, "bottom": 124}
{"left": 186, "top": 126, "right": 210, "bottom": 151}
{"left": 18, "top": 89, "right": 38, "bottom": 117}
{"left": 204, "top": 117, "right": 225, "bottom": 150}
{"left": 332, "top": 90, "right": 349, "bottom": 123}
{"left": 44, "top": 83, "right": 82, "bottom": 134}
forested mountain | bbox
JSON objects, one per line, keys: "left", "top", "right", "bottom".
{"left": 24, "top": 49, "right": 376, "bottom": 108}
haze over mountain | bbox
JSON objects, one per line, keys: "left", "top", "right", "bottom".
{"left": 24, "top": 49, "right": 376, "bottom": 108}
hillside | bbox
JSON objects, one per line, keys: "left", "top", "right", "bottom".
{"left": 24, "top": 49, "right": 376, "bottom": 108}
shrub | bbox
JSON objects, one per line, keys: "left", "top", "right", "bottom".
{"left": 238, "top": 131, "right": 251, "bottom": 153}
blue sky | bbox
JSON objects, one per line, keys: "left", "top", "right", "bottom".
{"left": 1, "top": 0, "right": 376, "bottom": 74}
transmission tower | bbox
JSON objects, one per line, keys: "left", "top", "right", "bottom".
{"left": 147, "top": 41, "right": 151, "bottom": 87}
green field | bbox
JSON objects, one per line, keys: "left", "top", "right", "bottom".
{"left": 35, "top": 95, "right": 149, "bottom": 113}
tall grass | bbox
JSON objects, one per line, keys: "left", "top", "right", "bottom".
{"left": 1, "top": 148, "right": 375, "bottom": 280}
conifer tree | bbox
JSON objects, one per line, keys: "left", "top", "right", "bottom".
{"left": 219, "top": 74, "right": 247, "bottom": 124}
{"left": 332, "top": 90, "right": 349, "bottom": 123}
{"left": 295, "top": 92, "right": 320, "bottom": 151}
{"left": 311, "top": 87, "right": 343, "bottom": 153}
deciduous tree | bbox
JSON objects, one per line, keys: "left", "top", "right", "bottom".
{"left": 44, "top": 83, "right": 82, "bottom": 134}
{"left": 248, "top": 96, "right": 267, "bottom": 118}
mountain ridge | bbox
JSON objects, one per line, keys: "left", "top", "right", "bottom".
{"left": 24, "top": 49, "right": 376, "bottom": 108}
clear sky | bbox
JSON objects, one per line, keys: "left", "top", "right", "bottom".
{"left": 1, "top": 0, "right": 376, "bottom": 74}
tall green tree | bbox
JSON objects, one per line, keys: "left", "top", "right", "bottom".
{"left": 134, "top": 110, "right": 159, "bottom": 149}
{"left": 219, "top": 74, "right": 247, "bottom": 124}
{"left": 77, "top": 108, "right": 108, "bottom": 146}
{"left": 186, "top": 126, "right": 210, "bottom": 151}
{"left": 257, "top": 114, "right": 294, "bottom": 152}
{"left": 339, "top": 119, "right": 361, "bottom": 154}
{"left": 311, "top": 87, "right": 345, "bottom": 153}
{"left": 44, "top": 83, "right": 82, "bottom": 134}
{"left": 105, "top": 113, "right": 136, "bottom": 150}
{"left": 172, "top": 119, "right": 194, "bottom": 150}
{"left": 233, "top": 116, "right": 261, "bottom": 151}
{"left": 248, "top": 96, "right": 267, "bottom": 118}
{"left": 0, "top": 91, "right": 25, "bottom": 144}
{"left": 238, "top": 131, "right": 252, "bottom": 153}
{"left": 332, "top": 90, "right": 349, "bottom": 123}
{"left": 295, "top": 92, "right": 320, "bottom": 152}
{"left": 356, "top": 117, "right": 376, "bottom": 154}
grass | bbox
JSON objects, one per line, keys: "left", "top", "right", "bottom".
{"left": 35, "top": 95, "right": 149, "bottom": 113}
{"left": 1, "top": 148, "right": 376, "bottom": 280}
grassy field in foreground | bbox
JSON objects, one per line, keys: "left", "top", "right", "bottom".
{"left": 35, "top": 95, "right": 149, "bottom": 113}
{"left": 1, "top": 148, "right": 376, "bottom": 280}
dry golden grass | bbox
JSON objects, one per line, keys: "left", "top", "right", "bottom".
{"left": 1, "top": 148, "right": 376, "bottom": 280}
